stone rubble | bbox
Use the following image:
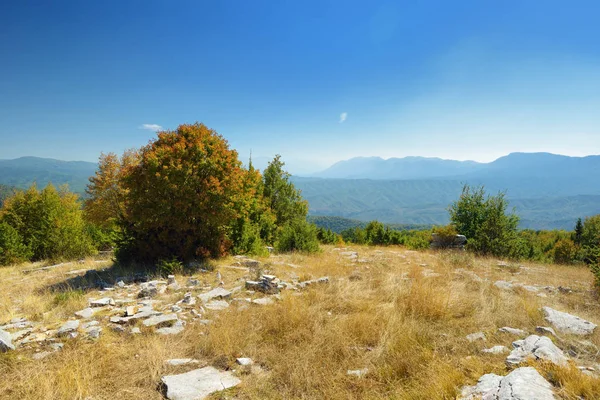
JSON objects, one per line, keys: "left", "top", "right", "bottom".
{"left": 460, "top": 367, "right": 555, "bottom": 400}
{"left": 506, "top": 335, "right": 568, "bottom": 366}
{"left": 542, "top": 307, "right": 597, "bottom": 335}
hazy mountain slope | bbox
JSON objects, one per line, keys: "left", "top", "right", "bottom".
{"left": 293, "top": 177, "right": 600, "bottom": 230}
{"left": 315, "top": 156, "right": 483, "bottom": 179}
{"left": 0, "top": 157, "right": 97, "bottom": 193}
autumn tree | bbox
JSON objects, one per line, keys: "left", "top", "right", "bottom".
{"left": 117, "top": 123, "right": 252, "bottom": 263}
{"left": 85, "top": 149, "right": 139, "bottom": 229}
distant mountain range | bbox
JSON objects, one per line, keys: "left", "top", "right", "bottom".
{"left": 1, "top": 153, "right": 600, "bottom": 230}
{"left": 0, "top": 156, "right": 97, "bottom": 193}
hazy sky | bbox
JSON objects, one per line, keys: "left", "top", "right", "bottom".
{"left": 1, "top": 1, "right": 599, "bottom": 173}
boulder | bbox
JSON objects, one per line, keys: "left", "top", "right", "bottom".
{"left": 542, "top": 307, "right": 597, "bottom": 335}
{"left": 0, "top": 328, "right": 15, "bottom": 352}
{"left": 506, "top": 335, "right": 568, "bottom": 366}
{"left": 161, "top": 366, "right": 241, "bottom": 400}
{"left": 460, "top": 367, "right": 555, "bottom": 400}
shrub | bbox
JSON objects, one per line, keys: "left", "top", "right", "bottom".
{"left": 448, "top": 184, "right": 522, "bottom": 258}
{"left": 276, "top": 219, "right": 320, "bottom": 253}
{"left": 432, "top": 225, "right": 459, "bottom": 249}
{"left": 156, "top": 257, "right": 184, "bottom": 277}
{"left": 231, "top": 219, "right": 269, "bottom": 257}
{"left": 552, "top": 238, "right": 578, "bottom": 264}
{"left": 0, "top": 221, "right": 32, "bottom": 265}
{"left": 1, "top": 184, "right": 94, "bottom": 262}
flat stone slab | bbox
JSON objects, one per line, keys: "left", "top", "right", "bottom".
{"left": 204, "top": 300, "right": 229, "bottom": 311}
{"left": 198, "top": 288, "right": 232, "bottom": 303}
{"left": 482, "top": 345, "right": 509, "bottom": 354}
{"left": 89, "top": 297, "right": 115, "bottom": 307}
{"left": 167, "top": 358, "right": 201, "bottom": 366}
{"left": 460, "top": 367, "right": 555, "bottom": 400}
{"left": 75, "top": 307, "right": 97, "bottom": 319}
{"left": 498, "top": 327, "right": 527, "bottom": 336}
{"left": 542, "top": 307, "right": 597, "bottom": 335}
{"left": 0, "top": 328, "right": 15, "bottom": 352}
{"left": 161, "top": 366, "right": 241, "bottom": 400}
{"left": 156, "top": 321, "right": 185, "bottom": 335}
{"left": 57, "top": 320, "right": 80, "bottom": 337}
{"left": 143, "top": 314, "right": 178, "bottom": 328}
{"left": 506, "top": 335, "right": 568, "bottom": 366}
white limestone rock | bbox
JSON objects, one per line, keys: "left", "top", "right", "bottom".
{"left": 198, "top": 288, "right": 232, "bottom": 303}
{"left": 460, "top": 367, "right": 555, "bottom": 400}
{"left": 167, "top": 358, "right": 201, "bottom": 366}
{"left": 498, "top": 327, "right": 527, "bottom": 336}
{"left": 57, "top": 320, "right": 80, "bottom": 337}
{"left": 204, "top": 300, "right": 229, "bottom": 311}
{"left": 89, "top": 297, "right": 115, "bottom": 307}
{"left": 143, "top": 314, "right": 178, "bottom": 328}
{"left": 542, "top": 307, "right": 597, "bottom": 336}
{"left": 0, "top": 328, "right": 15, "bottom": 352}
{"left": 161, "top": 366, "right": 241, "bottom": 400}
{"left": 466, "top": 332, "right": 486, "bottom": 342}
{"left": 506, "top": 335, "right": 568, "bottom": 366}
{"left": 482, "top": 345, "right": 509, "bottom": 354}
{"left": 75, "top": 307, "right": 97, "bottom": 319}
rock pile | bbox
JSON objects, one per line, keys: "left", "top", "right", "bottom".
{"left": 245, "top": 275, "right": 281, "bottom": 294}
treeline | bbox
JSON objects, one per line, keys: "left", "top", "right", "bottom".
{"left": 307, "top": 215, "right": 430, "bottom": 234}
{"left": 0, "top": 123, "right": 321, "bottom": 268}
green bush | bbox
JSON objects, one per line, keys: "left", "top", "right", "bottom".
{"left": 0, "top": 222, "right": 32, "bottom": 266}
{"left": 156, "top": 257, "right": 184, "bottom": 277}
{"left": 231, "top": 219, "right": 269, "bottom": 257}
{"left": 276, "top": 219, "right": 320, "bottom": 253}
{"left": 1, "top": 184, "right": 95, "bottom": 262}
{"left": 552, "top": 238, "right": 578, "bottom": 264}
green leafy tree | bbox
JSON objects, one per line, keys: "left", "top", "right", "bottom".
{"left": 262, "top": 155, "right": 309, "bottom": 227}
{"left": 0, "top": 221, "right": 31, "bottom": 265}
{"left": 276, "top": 219, "right": 320, "bottom": 253}
{"left": 573, "top": 218, "right": 584, "bottom": 245}
{"left": 1, "top": 184, "right": 94, "bottom": 262}
{"left": 553, "top": 238, "right": 578, "bottom": 264}
{"left": 448, "top": 184, "right": 522, "bottom": 258}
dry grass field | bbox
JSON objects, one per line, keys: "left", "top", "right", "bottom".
{"left": 0, "top": 246, "right": 599, "bottom": 399}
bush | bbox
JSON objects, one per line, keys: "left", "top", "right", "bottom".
{"left": 432, "top": 225, "right": 459, "bottom": 249}
{"left": 156, "top": 257, "right": 184, "bottom": 277}
{"left": 0, "top": 222, "right": 32, "bottom": 265}
{"left": 552, "top": 238, "right": 578, "bottom": 264}
{"left": 276, "top": 219, "right": 320, "bottom": 253}
{"left": 231, "top": 219, "right": 269, "bottom": 257}
{"left": 1, "top": 184, "right": 94, "bottom": 262}
{"left": 448, "top": 184, "right": 522, "bottom": 258}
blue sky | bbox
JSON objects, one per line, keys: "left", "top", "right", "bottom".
{"left": 1, "top": 0, "right": 599, "bottom": 174}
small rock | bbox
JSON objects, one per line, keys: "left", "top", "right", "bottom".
{"left": 0, "top": 328, "right": 15, "bottom": 352}
{"left": 204, "top": 300, "right": 229, "bottom": 311}
{"left": 466, "top": 332, "right": 486, "bottom": 342}
{"left": 156, "top": 320, "right": 185, "bottom": 335}
{"left": 499, "top": 327, "right": 527, "bottom": 336}
{"left": 57, "top": 320, "right": 80, "bottom": 337}
{"left": 536, "top": 326, "right": 557, "bottom": 337}
{"left": 494, "top": 281, "right": 515, "bottom": 290}
{"left": 198, "top": 288, "right": 232, "bottom": 303}
{"left": 236, "top": 357, "right": 253, "bottom": 366}
{"left": 347, "top": 368, "right": 369, "bottom": 378}
{"left": 143, "top": 314, "right": 178, "bottom": 328}
{"left": 131, "top": 327, "right": 141, "bottom": 334}
{"left": 161, "top": 366, "right": 241, "bottom": 400}
{"left": 252, "top": 297, "right": 275, "bottom": 306}
{"left": 167, "top": 358, "right": 201, "bottom": 366}
{"left": 178, "top": 292, "right": 197, "bottom": 307}
{"left": 75, "top": 307, "right": 97, "bottom": 319}
{"left": 482, "top": 345, "right": 509, "bottom": 354}
{"left": 89, "top": 297, "right": 115, "bottom": 307}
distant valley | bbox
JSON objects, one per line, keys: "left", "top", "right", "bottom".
{"left": 2, "top": 153, "right": 600, "bottom": 230}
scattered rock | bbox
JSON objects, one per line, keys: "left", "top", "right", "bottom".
{"left": 161, "top": 366, "right": 241, "bottom": 400}
{"left": 466, "top": 332, "right": 486, "bottom": 342}
{"left": 236, "top": 357, "right": 253, "bottom": 366}
{"left": 0, "top": 328, "right": 15, "bottom": 352}
{"left": 131, "top": 327, "right": 141, "bottom": 334}
{"left": 57, "top": 320, "right": 80, "bottom": 338}
{"left": 198, "top": 288, "right": 231, "bottom": 303}
{"left": 482, "top": 345, "right": 509, "bottom": 354}
{"left": 460, "top": 367, "right": 555, "bottom": 400}
{"left": 204, "top": 300, "right": 229, "bottom": 311}
{"left": 494, "top": 281, "right": 515, "bottom": 290}
{"left": 252, "top": 297, "right": 275, "bottom": 306}
{"left": 75, "top": 307, "right": 97, "bottom": 319}
{"left": 187, "top": 278, "right": 200, "bottom": 287}
{"left": 167, "top": 358, "right": 201, "bottom": 366}
{"left": 506, "top": 335, "right": 568, "bottom": 366}
{"left": 156, "top": 320, "right": 185, "bottom": 335}
{"left": 178, "top": 292, "right": 196, "bottom": 307}
{"left": 536, "top": 326, "right": 557, "bottom": 337}
{"left": 89, "top": 297, "right": 115, "bottom": 307}
{"left": 498, "top": 327, "right": 527, "bottom": 336}
{"left": 245, "top": 275, "right": 281, "bottom": 294}
{"left": 347, "top": 368, "right": 369, "bottom": 378}
{"left": 542, "top": 307, "right": 597, "bottom": 335}
{"left": 143, "top": 314, "right": 178, "bottom": 328}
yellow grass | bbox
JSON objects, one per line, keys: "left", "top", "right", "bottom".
{"left": 0, "top": 247, "right": 599, "bottom": 399}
